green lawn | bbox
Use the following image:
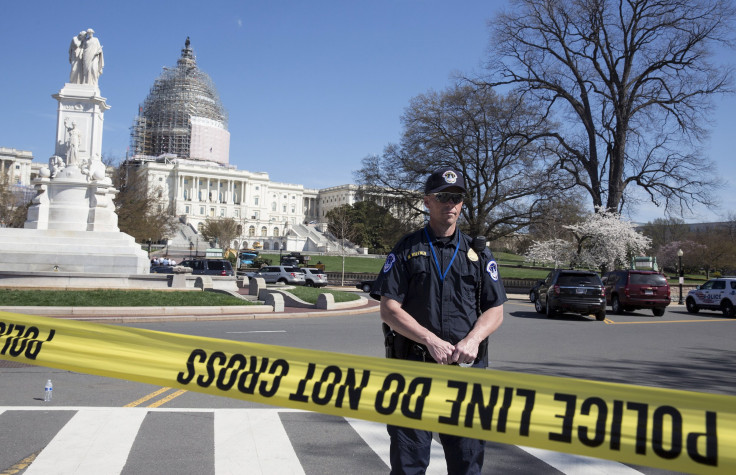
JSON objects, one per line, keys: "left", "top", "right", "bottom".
{"left": 285, "top": 286, "right": 360, "bottom": 303}
{"left": 0, "top": 287, "right": 361, "bottom": 307}
{"left": 0, "top": 289, "right": 256, "bottom": 307}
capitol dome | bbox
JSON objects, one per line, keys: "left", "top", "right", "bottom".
{"left": 130, "top": 38, "right": 230, "bottom": 164}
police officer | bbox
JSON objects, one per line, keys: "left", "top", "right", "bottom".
{"left": 371, "top": 167, "right": 506, "bottom": 475}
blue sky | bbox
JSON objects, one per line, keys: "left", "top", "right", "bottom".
{"left": 1, "top": 0, "right": 734, "bottom": 223}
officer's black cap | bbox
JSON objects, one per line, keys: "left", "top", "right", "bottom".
{"left": 424, "top": 167, "right": 466, "bottom": 194}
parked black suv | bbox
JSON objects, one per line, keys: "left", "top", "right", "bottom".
{"left": 602, "top": 270, "right": 670, "bottom": 316}
{"left": 178, "top": 259, "right": 234, "bottom": 276}
{"left": 534, "top": 269, "right": 606, "bottom": 321}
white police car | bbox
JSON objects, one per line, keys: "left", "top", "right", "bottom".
{"left": 685, "top": 278, "right": 736, "bottom": 317}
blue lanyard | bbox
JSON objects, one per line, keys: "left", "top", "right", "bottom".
{"left": 424, "top": 227, "right": 459, "bottom": 282}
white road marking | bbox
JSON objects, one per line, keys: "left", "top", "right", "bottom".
{"left": 1, "top": 407, "right": 647, "bottom": 474}
{"left": 226, "top": 330, "right": 287, "bottom": 333}
{"left": 24, "top": 407, "right": 147, "bottom": 475}
{"left": 346, "top": 417, "right": 447, "bottom": 474}
{"left": 215, "top": 408, "right": 304, "bottom": 475}
{"left": 518, "top": 446, "right": 644, "bottom": 474}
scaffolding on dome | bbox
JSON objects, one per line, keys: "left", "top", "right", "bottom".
{"left": 129, "top": 38, "right": 228, "bottom": 161}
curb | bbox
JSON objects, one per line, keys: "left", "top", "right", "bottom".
{"left": 0, "top": 300, "right": 381, "bottom": 323}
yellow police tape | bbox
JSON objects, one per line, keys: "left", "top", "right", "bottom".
{"left": 1, "top": 311, "right": 734, "bottom": 474}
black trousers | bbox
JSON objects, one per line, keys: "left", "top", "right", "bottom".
{"left": 386, "top": 341, "right": 487, "bottom": 474}
{"left": 387, "top": 423, "right": 485, "bottom": 474}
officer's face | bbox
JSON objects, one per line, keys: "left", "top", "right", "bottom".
{"left": 424, "top": 187, "right": 464, "bottom": 231}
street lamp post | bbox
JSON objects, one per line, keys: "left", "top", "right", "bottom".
{"left": 189, "top": 241, "right": 194, "bottom": 258}
{"left": 677, "top": 248, "right": 684, "bottom": 305}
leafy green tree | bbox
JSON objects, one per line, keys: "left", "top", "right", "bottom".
{"left": 200, "top": 218, "right": 239, "bottom": 255}
{"left": 326, "top": 201, "right": 408, "bottom": 253}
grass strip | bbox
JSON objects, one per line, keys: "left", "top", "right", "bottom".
{"left": 0, "top": 289, "right": 256, "bottom": 307}
{"left": 283, "top": 287, "right": 361, "bottom": 304}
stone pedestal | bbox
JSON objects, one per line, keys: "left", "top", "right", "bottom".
{"left": 24, "top": 165, "right": 119, "bottom": 232}
{"left": 0, "top": 228, "right": 149, "bottom": 275}
{"left": 52, "top": 83, "right": 109, "bottom": 165}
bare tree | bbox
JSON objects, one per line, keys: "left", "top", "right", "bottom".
{"left": 0, "top": 174, "right": 32, "bottom": 228}
{"left": 485, "top": 0, "right": 734, "bottom": 216}
{"left": 114, "top": 162, "right": 178, "bottom": 243}
{"left": 326, "top": 205, "right": 357, "bottom": 286}
{"left": 640, "top": 217, "right": 690, "bottom": 251}
{"left": 356, "top": 83, "right": 566, "bottom": 239}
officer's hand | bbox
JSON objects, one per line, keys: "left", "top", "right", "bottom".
{"left": 451, "top": 340, "right": 478, "bottom": 365}
{"left": 426, "top": 337, "right": 455, "bottom": 365}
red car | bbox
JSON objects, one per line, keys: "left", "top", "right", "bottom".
{"left": 602, "top": 270, "right": 671, "bottom": 316}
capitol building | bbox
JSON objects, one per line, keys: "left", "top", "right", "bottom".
{"left": 116, "top": 40, "right": 373, "bottom": 253}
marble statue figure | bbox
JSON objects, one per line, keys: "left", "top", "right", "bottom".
{"left": 68, "top": 31, "right": 85, "bottom": 83}
{"left": 48, "top": 155, "right": 65, "bottom": 178}
{"left": 65, "top": 120, "right": 81, "bottom": 167}
{"left": 81, "top": 29, "right": 103, "bottom": 87}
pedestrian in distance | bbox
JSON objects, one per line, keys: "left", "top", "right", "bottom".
{"left": 371, "top": 167, "right": 507, "bottom": 474}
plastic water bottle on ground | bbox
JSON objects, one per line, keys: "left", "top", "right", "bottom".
{"left": 44, "top": 379, "right": 53, "bottom": 402}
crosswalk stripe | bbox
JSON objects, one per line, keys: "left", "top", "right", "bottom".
{"left": 215, "top": 409, "right": 304, "bottom": 475}
{"left": 346, "top": 417, "right": 447, "bottom": 474}
{"left": 24, "top": 408, "right": 147, "bottom": 475}
{"left": 517, "top": 446, "right": 644, "bottom": 474}
{"left": 0, "top": 407, "right": 651, "bottom": 474}
{"left": 346, "top": 418, "right": 391, "bottom": 467}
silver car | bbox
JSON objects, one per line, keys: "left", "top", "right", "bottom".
{"left": 253, "top": 266, "right": 306, "bottom": 285}
{"left": 300, "top": 267, "right": 328, "bottom": 287}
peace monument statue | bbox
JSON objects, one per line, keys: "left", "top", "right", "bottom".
{"left": 67, "top": 28, "right": 104, "bottom": 87}
{"left": 0, "top": 27, "right": 150, "bottom": 276}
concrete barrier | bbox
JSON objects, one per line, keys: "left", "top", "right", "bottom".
{"left": 316, "top": 293, "right": 335, "bottom": 310}
{"left": 169, "top": 274, "right": 188, "bottom": 288}
{"left": 249, "top": 277, "right": 265, "bottom": 296}
{"left": 262, "top": 292, "right": 284, "bottom": 312}
{"left": 195, "top": 276, "right": 213, "bottom": 290}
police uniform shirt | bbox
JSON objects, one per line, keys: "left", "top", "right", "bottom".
{"left": 372, "top": 225, "right": 507, "bottom": 363}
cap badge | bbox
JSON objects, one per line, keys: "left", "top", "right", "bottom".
{"left": 442, "top": 171, "right": 457, "bottom": 184}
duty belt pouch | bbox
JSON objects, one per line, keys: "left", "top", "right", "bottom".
{"left": 382, "top": 323, "right": 410, "bottom": 359}
{"left": 382, "top": 323, "right": 395, "bottom": 358}
{"left": 477, "top": 338, "right": 489, "bottom": 363}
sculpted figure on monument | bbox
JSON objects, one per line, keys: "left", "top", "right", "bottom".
{"left": 48, "top": 155, "right": 66, "bottom": 178}
{"left": 65, "top": 120, "right": 81, "bottom": 167}
{"left": 68, "top": 31, "right": 86, "bottom": 83}
{"left": 81, "top": 29, "right": 104, "bottom": 87}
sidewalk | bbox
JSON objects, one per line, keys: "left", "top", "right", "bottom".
{"left": 0, "top": 286, "right": 381, "bottom": 323}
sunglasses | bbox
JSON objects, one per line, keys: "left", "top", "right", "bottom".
{"left": 431, "top": 192, "right": 464, "bottom": 204}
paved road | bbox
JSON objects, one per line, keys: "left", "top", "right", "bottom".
{"left": 1, "top": 296, "right": 734, "bottom": 474}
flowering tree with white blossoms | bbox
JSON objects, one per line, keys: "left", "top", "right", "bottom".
{"left": 524, "top": 239, "right": 575, "bottom": 269}
{"left": 526, "top": 208, "right": 651, "bottom": 271}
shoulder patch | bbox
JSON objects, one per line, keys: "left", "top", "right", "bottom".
{"left": 383, "top": 253, "right": 397, "bottom": 273}
{"left": 486, "top": 260, "right": 499, "bottom": 281}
